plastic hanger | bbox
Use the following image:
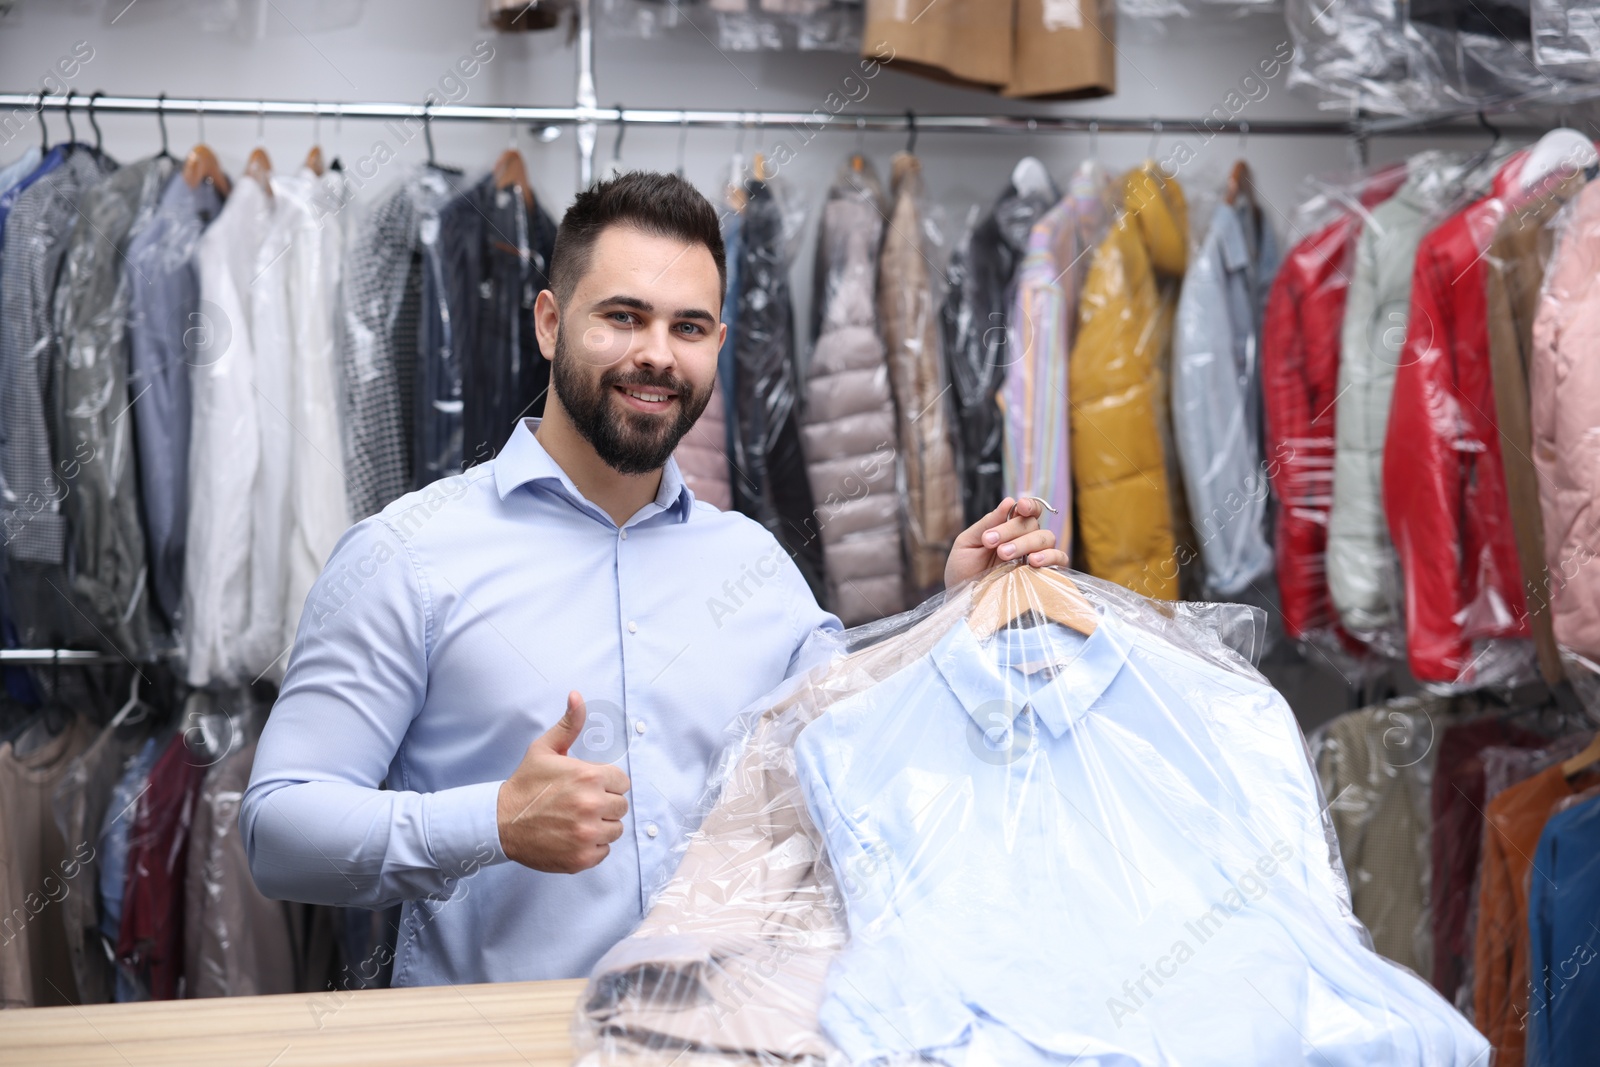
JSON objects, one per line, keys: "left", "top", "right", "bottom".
{"left": 493, "top": 107, "right": 533, "bottom": 211}
{"left": 109, "top": 672, "right": 151, "bottom": 730}
{"left": 676, "top": 114, "right": 690, "bottom": 179}
{"left": 61, "top": 89, "right": 77, "bottom": 154}
{"left": 154, "top": 92, "right": 176, "bottom": 163}
{"left": 422, "top": 99, "right": 463, "bottom": 176}
{"left": 967, "top": 500, "right": 1098, "bottom": 639}
{"left": 183, "top": 103, "right": 232, "bottom": 198}
{"left": 35, "top": 89, "right": 48, "bottom": 154}
{"left": 329, "top": 102, "right": 344, "bottom": 172}
{"left": 87, "top": 90, "right": 104, "bottom": 155}
{"left": 1011, "top": 156, "right": 1053, "bottom": 199}
{"left": 905, "top": 109, "right": 918, "bottom": 156}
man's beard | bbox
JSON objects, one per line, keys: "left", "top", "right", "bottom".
{"left": 551, "top": 325, "right": 711, "bottom": 476}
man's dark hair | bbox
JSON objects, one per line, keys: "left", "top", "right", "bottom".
{"left": 549, "top": 170, "right": 726, "bottom": 307}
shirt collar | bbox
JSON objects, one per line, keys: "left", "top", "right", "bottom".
{"left": 930, "top": 612, "right": 1131, "bottom": 740}
{"left": 492, "top": 416, "right": 695, "bottom": 527}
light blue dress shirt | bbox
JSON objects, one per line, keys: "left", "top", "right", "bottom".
{"left": 241, "top": 417, "right": 843, "bottom": 986}
{"left": 794, "top": 613, "right": 1486, "bottom": 1066}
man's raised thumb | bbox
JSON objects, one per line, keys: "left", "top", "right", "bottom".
{"left": 535, "top": 691, "right": 586, "bottom": 756}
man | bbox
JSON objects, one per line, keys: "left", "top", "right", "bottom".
{"left": 241, "top": 171, "right": 1065, "bottom": 987}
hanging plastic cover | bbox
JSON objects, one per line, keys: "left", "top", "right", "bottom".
{"left": 1261, "top": 163, "right": 1406, "bottom": 666}
{"left": 1384, "top": 148, "right": 1586, "bottom": 692}
{"left": 709, "top": 0, "right": 863, "bottom": 52}
{"left": 799, "top": 157, "right": 904, "bottom": 627}
{"left": 1309, "top": 694, "right": 1443, "bottom": 982}
{"left": 1531, "top": 177, "right": 1600, "bottom": 709}
{"left": 1532, "top": 0, "right": 1600, "bottom": 80}
{"left": 877, "top": 153, "right": 963, "bottom": 603}
{"left": 573, "top": 562, "right": 1489, "bottom": 1065}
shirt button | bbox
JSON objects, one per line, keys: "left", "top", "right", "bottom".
{"left": 620, "top": 529, "right": 628, "bottom": 540}
{"left": 627, "top": 621, "right": 638, "bottom": 633}
{"left": 635, "top": 720, "right": 647, "bottom": 734}
{"left": 645, "top": 822, "right": 659, "bottom": 838}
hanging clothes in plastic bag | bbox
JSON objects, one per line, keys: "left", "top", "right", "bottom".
{"left": 1326, "top": 150, "right": 1495, "bottom": 656}
{"left": 51, "top": 709, "right": 149, "bottom": 1005}
{"left": 1532, "top": 178, "right": 1600, "bottom": 673}
{"left": 1384, "top": 149, "right": 1581, "bottom": 690}
{"left": 709, "top": 0, "right": 862, "bottom": 52}
{"left": 1532, "top": 0, "right": 1600, "bottom": 80}
{"left": 186, "top": 175, "right": 274, "bottom": 688}
{"left": 877, "top": 152, "right": 962, "bottom": 599}
{"left": 1070, "top": 162, "right": 1188, "bottom": 601}
{"left": 52, "top": 154, "right": 172, "bottom": 662}
{"left": 731, "top": 174, "right": 825, "bottom": 604}
{"left": 420, "top": 173, "right": 557, "bottom": 482}
{"left": 1310, "top": 694, "right": 1443, "bottom": 978}
{"left": 800, "top": 158, "right": 903, "bottom": 626}
{"left": 1172, "top": 178, "right": 1281, "bottom": 600}
{"left": 125, "top": 171, "right": 223, "bottom": 638}
{"left": 0, "top": 713, "right": 96, "bottom": 1007}
{"left": 340, "top": 166, "right": 464, "bottom": 521}
{"left": 941, "top": 158, "right": 1058, "bottom": 529}
{"left": 575, "top": 562, "right": 1488, "bottom": 1066}
{"left": 1001, "top": 161, "right": 1116, "bottom": 554}
{"left": 1262, "top": 164, "right": 1406, "bottom": 646}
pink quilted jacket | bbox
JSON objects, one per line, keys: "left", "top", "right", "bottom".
{"left": 674, "top": 374, "right": 731, "bottom": 511}
{"left": 1530, "top": 179, "right": 1600, "bottom": 662}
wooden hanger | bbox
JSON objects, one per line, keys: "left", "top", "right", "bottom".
{"left": 968, "top": 499, "right": 1098, "bottom": 639}
{"left": 183, "top": 143, "right": 231, "bottom": 198}
{"left": 304, "top": 143, "right": 325, "bottom": 176}
{"left": 1562, "top": 733, "right": 1600, "bottom": 778}
{"left": 969, "top": 564, "right": 1099, "bottom": 640}
{"left": 1225, "top": 158, "right": 1253, "bottom": 207}
{"left": 493, "top": 148, "right": 534, "bottom": 211}
{"left": 245, "top": 146, "right": 273, "bottom": 196}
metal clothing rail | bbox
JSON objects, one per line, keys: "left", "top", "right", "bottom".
{"left": 0, "top": 649, "right": 135, "bottom": 667}
{"left": 0, "top": 90, "right": 1370, "bottom": 136}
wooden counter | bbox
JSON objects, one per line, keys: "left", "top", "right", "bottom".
{"left": 0, "top": 977, "right": 587, "bottom": 1066}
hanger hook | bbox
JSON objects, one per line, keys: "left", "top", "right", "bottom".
{"left": 257, "top": 100, "right": 266, "bottom": 142}
{"left": 335, "top": 101, "right": 344, "bottom": 152}
{"left": 507, "top": 105, "right": 518, "bottom": 149}
{"left": 855, "top": 114, "right": 866, "bottom": 157}
{"left": 63, "top": 89, "right": 76, "bottom": 145}
{"left": 156, "top": 91, "right": 169, "bottom": 156}
{"left": 611, "top": 103, "right": 626, "bottom": 165}
{"left": 197, "top": 100, "right": 205, "bottom": 145}
{"left": 36, "top": 89, "right": 48, "bottom": 152}
{"left": 313, "top": 101, "right": 321, "bottom": 145}
{"left": 87, "top": 90, "right": 104, "bottom": 152}
{"left": 423, "top": 97, "right": 437, "bottom": 166}
{"left": 1005, "top": 496, "right": 1060, "bottom": 522}
{"left": 1088, "top": 119, "right": 1099, "bottom": 158}
{"left": 1477, "top": 109, "right": 1501, "bottom": 147}
{"left": 676, "top": 114, "right": 689, "bottom": 178}
{"left": 905, "top": 108, "right": 917, "bottom": 154}
{"left": 1148, "top": 118, "right": 1163, "bottom": 160}
{"left": 1238, "top": 119, "right": 1248, "bottom": 155}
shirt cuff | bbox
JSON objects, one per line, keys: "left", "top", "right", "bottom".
{"left": 424, "top": 780, "right": 509, "bottom": 881}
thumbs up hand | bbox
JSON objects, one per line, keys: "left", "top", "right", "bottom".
{"left": 496, "top": 691, "right": 632, "bottom": 874}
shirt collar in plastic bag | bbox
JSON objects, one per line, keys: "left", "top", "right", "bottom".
{"left": 929, "top": 613, "right": 1131, "bottom": 739}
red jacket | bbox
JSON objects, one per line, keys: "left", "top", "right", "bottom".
{"left": 1262, "top": 167, "right": 1404, "bottom": 641}
{"left": 1383, "top": 152, "right": 1531, "bottom": 684}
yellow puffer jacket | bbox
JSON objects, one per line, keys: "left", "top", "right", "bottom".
{"left": 1069, "top": 163, "right": 1188, "bottom": 599}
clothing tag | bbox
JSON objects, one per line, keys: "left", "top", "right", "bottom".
{"left": 1043, "top": 0, "right": 1083, "bottom": 30}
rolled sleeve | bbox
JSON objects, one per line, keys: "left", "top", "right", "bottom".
{"left": 240, "top": 516, "right": 510, "bottom": 909}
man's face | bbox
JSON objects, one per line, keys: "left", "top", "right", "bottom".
{"left": 537, "top": 224, "right": 725, "bottom": 475}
